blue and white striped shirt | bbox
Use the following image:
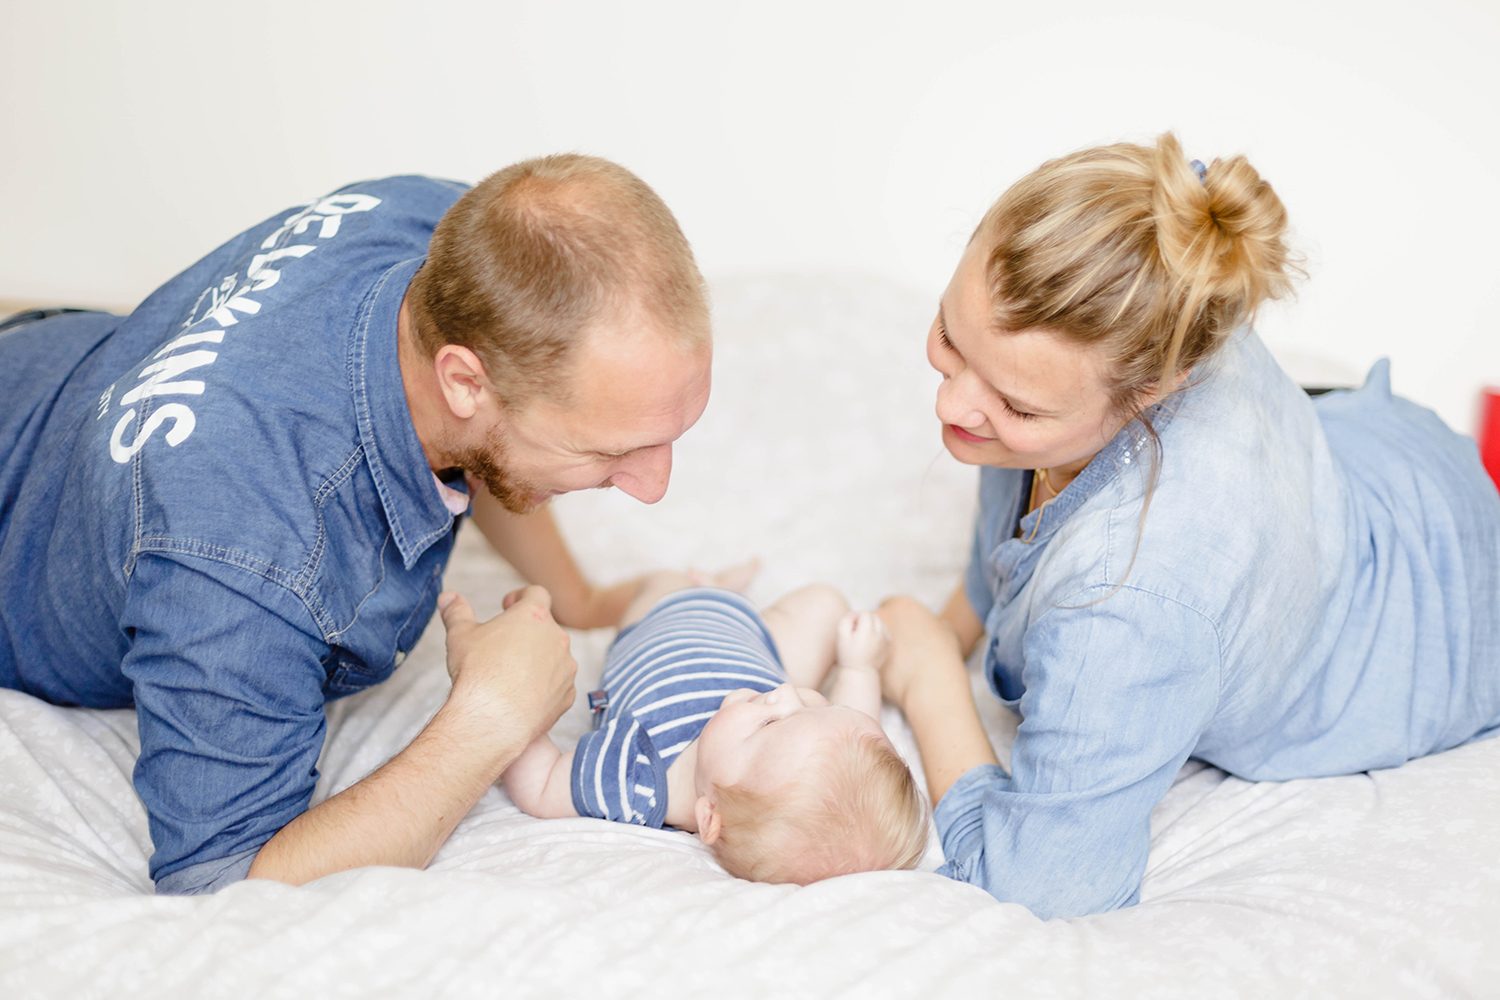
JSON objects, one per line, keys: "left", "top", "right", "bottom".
{"left": 570, "top": 589, "right": 784, "bottom": 827}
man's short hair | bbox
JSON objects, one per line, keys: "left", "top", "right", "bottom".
{"left": 409, "top": 154, "right": 709, "bottom": 407}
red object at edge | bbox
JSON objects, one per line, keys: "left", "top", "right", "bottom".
{"left": 1481, "top": 388, "right": 1500, "bottom": 492}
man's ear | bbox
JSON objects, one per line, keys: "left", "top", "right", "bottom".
{"left": 432, "top": 344, "right": 491, "bottom": 420}
{"left": 694, "top": 795, "right": 722, "bottom": 847}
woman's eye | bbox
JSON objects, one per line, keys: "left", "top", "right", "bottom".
{"left": 1001, "top": 399, "right": 1037, "bottom": 421}
{"left": 937, "top": 326, "right": 954, "bottom": 350}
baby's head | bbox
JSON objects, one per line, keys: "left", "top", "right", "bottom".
{"left": 692, "top": 684, "right": 929, "bottom": 884}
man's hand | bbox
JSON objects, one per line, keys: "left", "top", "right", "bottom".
{"left": 439, "top": 586, "right": 577, "bottom": 742}
{"left": 876, "top": 595, "right": 965, "bottom": 709}
{"left": 248, "top": 587, "right": 578, "bottom": 887}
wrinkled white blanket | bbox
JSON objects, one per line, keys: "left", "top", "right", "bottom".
{"left": 2, "top": 275, "right": 1495, "bottom": 998}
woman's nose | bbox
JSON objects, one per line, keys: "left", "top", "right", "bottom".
{"left": 935, "top": 372, "right": 989, "bottom": 432}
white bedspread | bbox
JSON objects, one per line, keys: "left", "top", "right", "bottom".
{"left": 2, "top": 275, "right": 1495, "bottom": 998}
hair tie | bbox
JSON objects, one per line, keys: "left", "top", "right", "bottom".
{"left": 1189, "top": 159, "right": 1208, "bottom": 184}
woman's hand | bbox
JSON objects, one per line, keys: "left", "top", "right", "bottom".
{"left": 877, "top": 594, "right": 997, "bottom": 804}
{"left": 876, "top": 595, "right": 965, "bottom": 708}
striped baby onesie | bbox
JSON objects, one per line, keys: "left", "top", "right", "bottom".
{"left": 570, "top": 588, "right": 784, "bottom": 827}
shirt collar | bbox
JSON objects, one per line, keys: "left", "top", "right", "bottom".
{"left": 349, "top": 257, "right": 456, "bottom": 569}
{"left": 1016, "top": 392, "right": 1186, "bottom": 547}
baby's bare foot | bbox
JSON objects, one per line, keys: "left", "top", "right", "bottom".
{"left": 837, "top": 610, "right": 890, "bottom": 670}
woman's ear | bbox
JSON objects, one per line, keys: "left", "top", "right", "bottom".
{"left": 694, "top": 795, "right": 722, "bottom": 846}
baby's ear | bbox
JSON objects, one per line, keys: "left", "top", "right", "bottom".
{"left": 694, "top": 796, "right": 722, "bottom": 846}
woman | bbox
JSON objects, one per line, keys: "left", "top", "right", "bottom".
{"left": 877, "top": 133, "right": 1500, "bottom": 919}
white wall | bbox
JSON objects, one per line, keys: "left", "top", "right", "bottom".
{"left": 3, "top": 0, "right": 1497, "bottom": 432}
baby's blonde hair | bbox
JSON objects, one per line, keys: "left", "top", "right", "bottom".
{"left": 710, "top": 732, "right": 929, "bottom": 885}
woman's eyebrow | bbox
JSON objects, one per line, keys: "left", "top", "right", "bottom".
{"left": 939, "top": 303, "right": 1055, "bottom": 416}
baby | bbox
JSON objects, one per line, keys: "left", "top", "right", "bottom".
{"left": 500, "top": 569, "right": 929, "bottom": 884}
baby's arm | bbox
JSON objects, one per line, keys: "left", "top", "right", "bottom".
{"left": 827, "top": 611, "right": 887, "bottom": 721}
{"left": 501, "top": 735, "right": 579, "bottom": 819}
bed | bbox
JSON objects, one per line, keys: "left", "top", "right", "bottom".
{"left": 2, "top": 274, "right": 1495, "bottom": 998}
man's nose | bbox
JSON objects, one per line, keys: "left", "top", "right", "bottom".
{"left": 610, "top": 444, "right": 673, "bottom": 505}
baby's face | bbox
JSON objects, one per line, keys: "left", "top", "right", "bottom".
{"left": 695, "top": 683, "right": 886, "bottom": 796}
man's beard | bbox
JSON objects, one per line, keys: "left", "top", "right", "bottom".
{"left": 454, "top": 426, "right": 546, "bottom": 515}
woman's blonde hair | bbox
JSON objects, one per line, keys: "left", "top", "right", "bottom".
{"left": 977, "top": 131, "right": 1299, "bottom": 415}
{"left": 710, "top": 733, "right": 929, "bottom": 885}
{"left": 977, "top": 133, "right": 1303, "bottom": 589}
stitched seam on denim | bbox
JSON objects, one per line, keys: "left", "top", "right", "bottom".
{"left": 1104, "top": 480, "right": 1117, "bottom": 583}
{"left": 391, "top": 563, "right": 441, "bottom": 642}
{"left": 348, "top": 264, "right": 413, "bottom": 557}
{"left": 329, "top": 530, "right": 392, "bottom": 641}
{"left": 126, "top": 439, "right": 143, "bottom": 580}
{"left": 132, "top": 540, "right": 341, "bottom": 644}
{"left": 135, "top": 537, "right": 300, "bottom": 589}
{"left": 312, "top": 447, "right": 364, "bottom": 507}
{"left": 296, "top": 445, "right": 364, "bottom": 593}
{"left": 1035, "top": 581, "right": 1226, "bottom": 699}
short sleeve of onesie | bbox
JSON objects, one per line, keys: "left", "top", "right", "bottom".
{"left": 570, "top": 713, "right": 670, "bottom": 827}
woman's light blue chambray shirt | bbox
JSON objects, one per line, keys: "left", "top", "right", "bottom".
{"left": 937, "top": 328, "right": 1500, "bottom": 919}
{"left": 0, "top": 177, "right": 469, "bottom": 895}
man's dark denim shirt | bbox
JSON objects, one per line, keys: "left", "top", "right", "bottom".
{"left": 0, "top": 176, "right": 470, "bottom": 893}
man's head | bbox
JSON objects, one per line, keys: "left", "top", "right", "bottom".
{"left": 692, "top": 684, "right": 930, "bottom": 884}
{"left": 405, "top": 154, "right": 711, "bottom": 512}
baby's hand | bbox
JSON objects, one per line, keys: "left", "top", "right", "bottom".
{"left": 837, "top": 610, "right": 891, "bottom": 672}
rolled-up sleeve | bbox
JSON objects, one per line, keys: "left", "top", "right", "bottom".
{"left": 932, "top": 584, "right": 1221, "bottom": 918}
{"left": 119, "top": 551, "right": 330, "bottom": 894}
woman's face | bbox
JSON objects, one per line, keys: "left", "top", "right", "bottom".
{"left": 927, "top": 240, "right": 1125, "bottom": 474}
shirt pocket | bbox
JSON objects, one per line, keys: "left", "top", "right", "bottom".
{"left": 321, "top": 565, "right": 442, "bottom": 699}
{"left": 984, "top": 636, "right": 1026, "bottom": 708}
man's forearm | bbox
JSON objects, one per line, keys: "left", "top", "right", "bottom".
{"left": 904, "top": 671, "right": 998, "bottom": 805}
{"left": 247, "top": 691, "right": 528, "bottom": 885}
{"left": 470, "top": 493, "right": 591, "bottom": 610}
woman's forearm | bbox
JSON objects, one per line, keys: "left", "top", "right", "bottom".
{"left": 940, "top": 583, "right": 985, "bottom": 660}
{"left": 904, "top": 671, "right": 998, "bottom": 804}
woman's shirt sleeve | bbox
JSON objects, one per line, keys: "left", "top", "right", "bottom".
{"left": 933, "top": 583, "right": 1222, "bottom": 918}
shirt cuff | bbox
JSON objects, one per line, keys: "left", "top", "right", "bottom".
{"left": 153, "top": 845, "right": 261, "bottom": 896}
{"left": 933, "top": 762, "right": 1008, "bottom": 882}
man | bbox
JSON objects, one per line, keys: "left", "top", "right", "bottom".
{"left": 0, "top": 155, "right": 713, "bottom": 893}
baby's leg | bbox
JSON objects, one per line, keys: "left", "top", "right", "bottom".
{"left": 619, "top": 570, "right": 699, "bottom": 628}
{"left": 760, "top": 584, "right": 851, "bottom": 690}
{"left": 618, "top": 559, "right": 762, "bottom": 628}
